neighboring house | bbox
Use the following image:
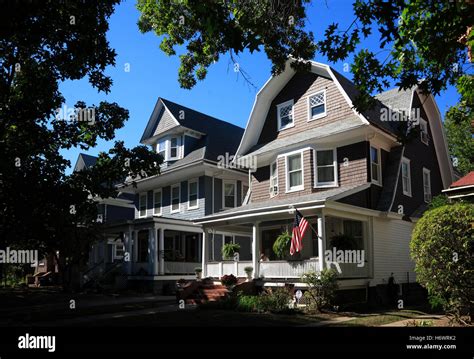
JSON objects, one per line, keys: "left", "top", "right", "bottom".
{"left": 442, "top": 171, "right": 474, "bottom": 202}
{"left": 195, "top": 61, "right": 455, "bottom": 301}
{"left": 74, "top": 153, "right": 136, "bottom": 279}
{"left": 96, "top": 98, "right": 249, "bottom": 291}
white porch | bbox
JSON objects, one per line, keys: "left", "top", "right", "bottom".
{"left": 200, "top": 207, "right": 372, "bottom": 281}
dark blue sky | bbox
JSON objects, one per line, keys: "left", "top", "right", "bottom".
{"left": 60, "top": 0, "right": 460, "bottom": 173}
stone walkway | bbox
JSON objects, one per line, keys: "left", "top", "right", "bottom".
{"left": 299, "top": 316, "right": 355, "bottom": 327}
{"left": 380, "top": 314, "right": 445, "bottom": 327}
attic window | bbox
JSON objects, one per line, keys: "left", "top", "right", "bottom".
{"left": 277, "top": 100, "right": 294, "bottom": 131}
{"left": 169, "top": 137, "right": 179, "bottom": 159}
{"left": 419, "top": 119, "right": 429, "bottom": 145}
{"left": 308, "top": 90, "right": 326, "bottom": 120}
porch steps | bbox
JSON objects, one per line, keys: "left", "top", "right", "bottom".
{"left": 178, "top": 281, "right": 229, "bottom": 305}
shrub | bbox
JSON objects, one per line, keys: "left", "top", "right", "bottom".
{"left": 428, "top": 194, "right": 450, "bottom": 209}
{"left": 273, "top": 231, "right": 291, "bottom": 259}
{"left": 244, "top": 266, "right": 253, "bottom": 275}
{"left": 236, "top": 293, "right": 264, "bottom": 312}
{"left": 222, "top": 243, "right": 240, "bottom": 260}
{"left": 260, "top": 287, "right": 294, "bottom": 313}
{"left": 301, "top": 269, "right": 339, "bottom": 312}
{"left": 411, "top": 203, "right": 474, "bottom": 324}
{"left": 220, "top": 274, "right": 238, "bottom": 287}
{"left": 194, "top": 267, "right": 202, "bottom": 273}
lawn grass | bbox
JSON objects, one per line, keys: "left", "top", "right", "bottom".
{"left": 331, "top": 310, "right": 431, "bottom": 327}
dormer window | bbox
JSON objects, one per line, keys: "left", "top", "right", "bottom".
{"left": 169, "top": 137, "right": 179, "bottom": 160}
{"left": 156, "top": 136, "right": 182, "bottom": 162}
{"left": 308, "top": 90, "right": 326, "bottom": 121}
{"left": 277, "top": 100, "right": 294, "bottom": 131}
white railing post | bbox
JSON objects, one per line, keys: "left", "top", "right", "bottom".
{"left": 317, "top": 213, "right": 326, "bottom": 272}
{"left": 234, "top": 261, "right": 238, "bottom": 276}
{"left": 219, "top": 262, "right": 223, "bottom": 278}
{"left": 252, "top": 222, "right": 260, "bottom": 278}
{"left": 201, "top": 230, "right": 208, "bottom": 277}
{"left": 158, "top": 227, "right": 165, "bottom": 275}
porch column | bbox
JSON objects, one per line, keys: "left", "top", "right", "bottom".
{"left": 124, "top": 226, "right": 133, "bottom": 275}
{"left": 201, "top": 229, "right": 208, "bottom": 277}
{"left": 158, "top": 227, "right": 165, "bottom": 275}
{"left": 133, "top": 230, "right": 138, "bottom": 263}
{"left": 252, "top": 222, "right": 260, "bottom": 278}
{"left": 317, "top": 213, "right": 326, "bottom": 272}
{"left": 148, "top": 227, "right": 158, "bottom": 276}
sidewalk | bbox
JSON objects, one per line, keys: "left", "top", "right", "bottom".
{"left": 381, "top": 314, "right": 445, "bottom": 327}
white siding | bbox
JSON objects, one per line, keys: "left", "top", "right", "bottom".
{"left": 372, "top": 217, "right": 416, "bottom": 285}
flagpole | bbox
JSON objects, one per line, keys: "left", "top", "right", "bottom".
{"left": 293, "top": 207, "right": 321, "bottom": 239}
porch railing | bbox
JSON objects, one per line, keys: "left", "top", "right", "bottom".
{"left": 164, "top": 261, "right": 201, "bottom": 275}
{"left": 207, "top": 261, "right": 253, "bottom": 278}
{"left": 206, "top": 259, "right": 369, "bottom": 279}
{"left": 259, "top": 259, "right": 320, "bottom": 278}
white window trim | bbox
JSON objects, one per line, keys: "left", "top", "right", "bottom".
{"left": 270, "top": 160, "right": 279, "bottom": 197}
{"left": 138, "top": 193, "right": 147, "bottom": 218}
{"left": 188, "top": 179, "right": 199, "bottom": 210}
{"left": 153, "top": 189, "right": 162, "bottom": 216}
{"left": 401, "top": 157, "right": 412, "bottom": 197}
{"left": 156, "top": 136, "right": 183, "bottom": 162}
{"left": 307, "top": 90, "right": 327, "bottom": 121}
{"left": 170, "top": 184, "right": 181, "bottom": 213}
{"left": 370, "top": 145, "right": 383, "bottom": 186}
{"left": 314, "top": 148, "right": 338, "bottom": 188}
{"left": 285, "top": 151, "right": 305, "bottom": 193}
{"left": 419, "top": 118, "right": 429, "bottom": 145}
{"left": 222, "top": 180, "right": 237, "bottom": 209}
{"left": 423, "top": 168, "right": 431, "bottom": 203}
{"left": 277, "top": 99, "right": 294, "bottom": 131}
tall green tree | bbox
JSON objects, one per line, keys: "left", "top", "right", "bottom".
{"left": 444, "top": 74, "right": 474, "bottom": 176}
{"left": 0, "top": 1, "right": 161, "bottom": 290}
{"left": 137, "top": 0, "right": 473, "bottom": 111}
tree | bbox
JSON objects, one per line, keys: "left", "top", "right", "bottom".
{"left": 445, "top": 75, "right": 474, "bottom": 176}
{"left": 301, "top": 269, "right": 339, "bottom": 312}
{"left": 137, "top": 0, "right": 473, "bottom": 111}
{"left": 0, "top": 2, "right": 161, "bottom": 290}
{"left": 410, "top": 203, "right": 474, "bottom": 324}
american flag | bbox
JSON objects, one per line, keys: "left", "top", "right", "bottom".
{"left": 290, "top": 209, "right": 309, "bottom": 255}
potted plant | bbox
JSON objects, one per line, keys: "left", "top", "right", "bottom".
{"left": 273, "top": 231, "right": 292, "bottom": 259}
{"left": 244, "top": 266, "right": 253, "bottom": 281}
{"left": 222, "top": 243, "right": 241, "bottom": 260}
{"left": 220, "top": 274, "right": 238, "bottom": 288}
{"left": 194, "top": 267, "right": 202, "bottom": 280}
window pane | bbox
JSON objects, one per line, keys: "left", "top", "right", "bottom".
{"left": 317, "top": 150, "right": 333, "bottom": 166}
{"left": 402, "top": 162, "right": 408, "bottom": 175}
{"left": 318, "top": 167, "right": 334, "bottom": 182}
{"left": 225, "top": 196, "right": 235, "bottom": 208}
{"left": 170, "top": 137, "right": 178, "bottom": 158}
{"left": 140, "top": 194, "right": 147, "bottom": 216}
{"left": 289, "top": 171, "right": 302, "bottom": 187}
{"left": 189, "top": 182, "right": 197, "bottom": 195}
{"left": 288, "top": 154, "right": 301, "bottom": 171}
{"left": 402, "top": 177, "right": 408, "bottom": 191}
{"left": 371, "top": 163, "right": 379, "bottom": 181}
{"left": 311, "top": 104, "right": 325, "bottom": 117}
{"left": 172, "top": 187, "right": 180, "bottom": 210}
{"left": 370, "top": 147, "right": 378, "bottom": 163}
{"left": 279, "top": 104, "right": 293, "bottom": 128}
{"left": 224, "top": 183, "right": 235, "bottom": 196}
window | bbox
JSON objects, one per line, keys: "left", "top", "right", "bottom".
{"left": 139, "top": 193, "right": 147, "bottom": 218}
{"left": 370, "top": 146, "right": 382, "bottom": 185}
{"left": 171, "top": 184, "right": 181, "bottom": 213}
{"left": 169, "top": 137, "right": 179, "bottom": 159}
{"left": 286, "top": 152, "right": 303, "bottom": 192}
{"left": 188, "top": 179, "right": 199, "bottom": 209}
{"left": 153, "top": 189, "right": 162, "bottom": 215}
{"left": 401, "top": 157, "right": 412, "bottom": 196}
{"left": 308, "top": 90, "right": 326, "bottom": 120}
{"left": 157, "top": 140, "right": 166, "bottom": 159}
{"left": 343, "top": 220, "right": 364, "bottom": 250}
{"left": 423, "top": 168, "right": 431, "bottom": 203}
{"left": 270, "top": 160, "right": 278, "bottom": 196}
{"left": 223, "top": 181, "right": 236, "bottom": 208}
{"left": 277, "top": 100, "right": 294, "bottom": 131}
{"left": 315, "top": 149, "right": 337, "bottom": 187}
{"left": 137, "top": 231, "right": 149, "bottom": 263}
{"left": 420, "top": 119, "right": 429, "bottom": 145}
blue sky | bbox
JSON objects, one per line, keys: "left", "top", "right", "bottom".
{"left": 60, "top": 0, "right": 460, "bottom": 173}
